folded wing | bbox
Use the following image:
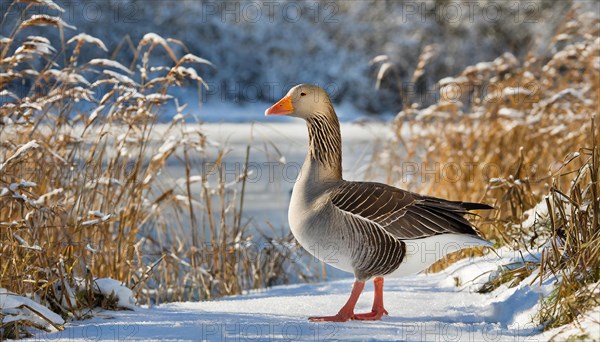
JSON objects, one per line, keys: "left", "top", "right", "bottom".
{"left": 330, "top": 181, "right": 491, "bottom": 240}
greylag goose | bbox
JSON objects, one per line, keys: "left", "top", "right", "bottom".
{"left": 265, "top": 84, "right": 493, "bottom": 322}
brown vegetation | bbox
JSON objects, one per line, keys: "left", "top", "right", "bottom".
{"left": 0, "top": 1, "right": 309, "bottom": 338}
{"left": 371, "top": 4, "right": 599, "bottom": 330}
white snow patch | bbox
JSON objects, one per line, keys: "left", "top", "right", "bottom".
{"left": 520, "top": 201, "right": 550, "bottom": 230}
{"left": 93, "top": 279, "right": 136, "bottom": 310}
{"left": 0, "top": 288, "right": 64, "bottom": 332}
{"left": 67, "top": 33, "right": 107, "bottom": 51}
{"left": 498, "top": 107, "right": 525, "bottom": 119}
{"left": 88, "top": 58, "right": 132, "bottom": 74}
{"left": 503, "top": 87, "right": 533, "bottom": 97}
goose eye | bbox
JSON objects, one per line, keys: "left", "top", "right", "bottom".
{"left": 300, "top": 92, "right": 306, "bottom": 97}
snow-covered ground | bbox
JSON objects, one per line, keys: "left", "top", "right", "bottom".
{"left": 30, "top": 248, "right": 599, "bottom": 341}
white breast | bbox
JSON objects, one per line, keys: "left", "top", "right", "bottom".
{"left": 288, "top": 182, "right": 356, "bottom": 274}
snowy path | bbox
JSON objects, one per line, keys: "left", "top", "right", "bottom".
{"left": 33, "top": 265, "right": 545, "bottom": 341}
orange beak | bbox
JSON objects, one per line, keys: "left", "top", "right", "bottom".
{"left": 265, "top": 95, "right": 294, "bottom": 116}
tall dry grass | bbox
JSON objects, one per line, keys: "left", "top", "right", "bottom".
{"left": 0, "top": 1, "right": 311, "bottom": 338}
{"left": 371, "top": 4, "right": 599, "bottom": 330}
{"left": 538, "top": 124, "right": 599, "bottom": 330}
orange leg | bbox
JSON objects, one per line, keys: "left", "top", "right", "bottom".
{"left": 308, "top": 281, "right": 365, "bottom": 322}
{"left": 351, "top": 277, "right": 389, "bottom": 320}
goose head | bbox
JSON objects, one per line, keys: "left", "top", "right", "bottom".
{"left": 265, "top": 84, "right": 342, "bottom": 175}
{"left": 265, "top": 84, "right": 334, "bottom": 119}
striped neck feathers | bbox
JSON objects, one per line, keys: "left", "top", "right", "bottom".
{"left": 305, "top": 106, "right": 342, "bottom": 176}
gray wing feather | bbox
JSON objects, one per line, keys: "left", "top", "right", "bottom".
{"left": 331, "top": 181, "right": 488, "bottom": 240}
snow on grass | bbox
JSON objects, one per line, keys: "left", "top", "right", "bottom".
{"left": 11, "top": 234, "right": 42, "bottom": 251}
{"left": 92, "top": 279, "right": 136, "bottom": 310}
{"left": 519, "top": 201, "right": 549, "bottom": 232}
{"left": 538, "top": 306, "right": 600, "bottom": 341}
{"left": 0, "top": 140, "right": 40, "bottom": 172}
{"left": 0, "top": 288, "right": 64, "bottom": 333}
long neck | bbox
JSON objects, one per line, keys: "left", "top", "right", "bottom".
{"left": 304, "top": 106, "right": 342, "bottom": 181}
